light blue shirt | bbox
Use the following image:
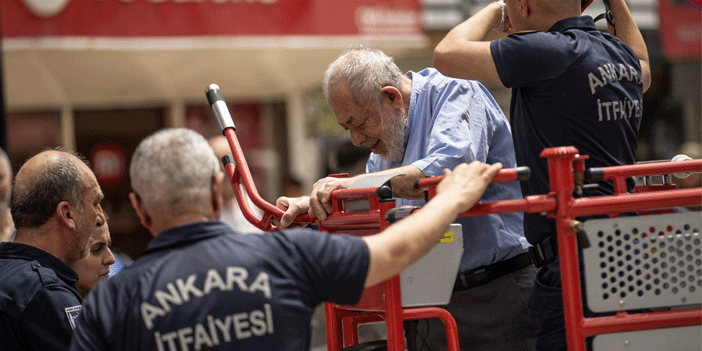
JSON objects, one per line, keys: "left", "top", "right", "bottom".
{"left": 367, "top": 68, "right": 529, "bottom": 273}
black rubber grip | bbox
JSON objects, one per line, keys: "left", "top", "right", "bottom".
{"left": 222, "top": 155, "right": 234, "bottom": 166}
{"left": 375, "top": 185, "right": 393, "bottom": 199}
{"left": 515, "top": 166, "right": 531, "bottom": 181}
{"left": 585, "top": 168, "right": 605, "bottom": 182}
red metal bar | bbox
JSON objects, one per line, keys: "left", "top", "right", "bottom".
{"left": 331, "top": 187, "right": 382, "bottom": 200}
{"left": 222, "top": 127, "right": 305, "bottom": 230}
{"left": 635, "top": 185, "right": 677, "bottom": 215}
{"left": 416, "top": 166, "right": 530, "bottom": 189}
{"left": 559, "top": 215, "right": 587, "bottom": 351}
{"left": 591, "top": 159, "right": 702, "bottom": 180}
{"left": 342, "top": 317, "right": 359, "bottom": 348}
{"left": 377, "top": 200, "right": 406, "bottom": 351}
{"left": 571, "top": 188, "right": 702, "bottom": 217}
{"left": 404, "top": 307, "right": 461, "bottom": 350}
{"left": 319, "top": 212, "right": 381, "bottom": 230}
{"left": 213, "top": 93, "right": 464, "bottom": 351}
{"left": 216, "top": 103, "right": 701, "bottom": 351}
{"left": 342, "top": 314, "right": 385, "bottom": 348}
{"left": 325, "top": 302, "right": 343, "bottom": 351}
{"left": 537, "top": 147, "right": 589, "bottom": 351}
{"left": 456, "top": 196, "right": 557, "bottom": 217}
{"left": 533, "top": 147, "right": 702, "bottom": 351}
{"left": 581, "top": 309, "right": 702, "bottom": 337}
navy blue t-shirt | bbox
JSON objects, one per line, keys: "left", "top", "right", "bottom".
{"left": 491, "top": 16, "right": 643, "bottom": 244}
{"left": 0, "top": 242, "right": 83, "bottom": 351}
{"left": 70, "top": 221, "right": 369, "bottom": 351}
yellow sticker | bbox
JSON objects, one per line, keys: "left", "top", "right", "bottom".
{"left": 439, "top": 231, "right": 455, "bottom": 243}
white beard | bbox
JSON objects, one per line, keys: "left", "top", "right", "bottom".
{"left": 379, "top": 108, "right": 408, "bottom": 163}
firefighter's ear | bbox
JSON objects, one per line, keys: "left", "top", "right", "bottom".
{"left": 57, "top": 201, "right": 76, "bottom": 230}
{"left": 129, "top": 192, "right": 152, "bottom": 231}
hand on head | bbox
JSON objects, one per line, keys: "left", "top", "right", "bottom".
{"left": 494, "top": 1, "right": 513, "bottom": 34}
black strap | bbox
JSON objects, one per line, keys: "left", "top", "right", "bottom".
{"left": 454, "top": 252, "right": 534, "bottom": 291}
{"left": 594, "top": 0, "right": 616, "bottom": 35}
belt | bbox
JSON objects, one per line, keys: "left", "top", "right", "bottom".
{"left": 454, "top": 252, "right": 534, "bottom": 291}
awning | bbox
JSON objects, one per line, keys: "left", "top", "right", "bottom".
{"left": 1, "top": 0, "right": 428, "bottom": 108}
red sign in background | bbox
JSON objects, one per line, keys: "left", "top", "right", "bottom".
{"left": 1, "top": 0, "right": 422, "bottom": 38}
{"left": 658, "top": 0, "right": 701, "bottom": 62}
{"left": 90, "top": 142, "right": 126, "bottom": 186}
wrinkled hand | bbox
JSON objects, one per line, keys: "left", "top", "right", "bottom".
{"left": 436, "top": 161, "right": 503, "bottom": 213}
{"left": 273, "top": 196, "right": 311, "bottom": 229}
{"left": 308, "top": 177, "right": 354, "bottom": 221}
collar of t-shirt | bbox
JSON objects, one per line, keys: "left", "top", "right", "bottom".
{"left": 145, "top": 220, "right": 230, "bottom": 254}
{"left": 0, "top": 242, "right": 79, "bottom": 283}
{"left": 548, "top": 15, "right": 598, "bottom": 33}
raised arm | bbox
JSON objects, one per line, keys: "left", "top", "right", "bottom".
{"left": 361, "top": 161, "right": 502, "bottom": 287}
{"left": 607, "top": 0, "right": 651, "bottom": 92}
{"left": 432, "top": 2, "right": 506, "bottom": 85}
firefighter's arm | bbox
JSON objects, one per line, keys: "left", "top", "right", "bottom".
{"left": 362, "top": 162, "right": 501, "bottom": 287}
{"left": 607, "top": 0, "right": 651, "bottom": 92}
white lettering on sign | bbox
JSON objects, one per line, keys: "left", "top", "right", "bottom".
{"left": 21, "top": 0, "right": 70, "bottom": 18}
{"left": 355, "top": 6, "right": 421, "bottom": 35}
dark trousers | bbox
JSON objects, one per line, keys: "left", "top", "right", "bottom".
{"left": 529, "top": 257, "right": 569, "bottom": 351}
{"left": 409, "top": 264, "right": 537, "bottom": 351}
{"left": 530, "top": 257, "right": 606, "bottom": 351}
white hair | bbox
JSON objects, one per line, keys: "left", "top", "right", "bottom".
{"left": 130, "top": 128, "right": 220, "bottom": 217}
{"left": 323, "top": 46, "right": 404, "bottom": 108}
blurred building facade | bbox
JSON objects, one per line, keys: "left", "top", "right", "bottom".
{"left": 0, "top": 0, "right": 429, "bottom": 257}
{"left": 1, "top": 0, "right": 700, "bottom": 258}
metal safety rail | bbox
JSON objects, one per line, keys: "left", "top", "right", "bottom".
{"left": 418, "top": 146, "right": 702, "bottom": 351}
{"left": 319, "top": 166, "right": 530, "bottom": 351}
{"left": 207, "top": 85, "right": 702, "bottom": 350}
{"left": 206, "top": 84, "right": 530, "bottom": 351}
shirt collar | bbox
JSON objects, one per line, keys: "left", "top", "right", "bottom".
{"left": 405, "top": 70, "right": 425, "bottom": 147}
{"left": 548, "top": 15, "right": 597, "bottom": 33}
{"left": 145, "top": 220, "right": 231, "bottom": 254}
{"left": 0, "top": 242, "right": 79, "bottom": 283}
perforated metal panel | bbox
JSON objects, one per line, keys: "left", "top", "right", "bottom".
{"left": 582, "top": 211, "right": 702, "bottom": 313}
{"left": 592, "top": 325, "right": 702, "bottom": 351}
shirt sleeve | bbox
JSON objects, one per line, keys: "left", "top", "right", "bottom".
{"left": 411, "top": 80, "right": 494, "bottom": 177}
{"left": 69, "top": 289, "right": 111, "bottom": 351}
{"left": 277, "top": 229, "right": 370, "bottom": 307}
{"left": 20, "top": 286, "right": 82, "bottom": 351}
{"left": 490, "top": 31, "right": 575, "bottom": 88}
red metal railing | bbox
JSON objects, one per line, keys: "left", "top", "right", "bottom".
{"left": 208, "top": 84, "right": 702, "bottom": 351}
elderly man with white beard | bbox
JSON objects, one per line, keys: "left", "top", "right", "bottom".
{"left": 276, "top": 46, "right": 537, "bottom": 351}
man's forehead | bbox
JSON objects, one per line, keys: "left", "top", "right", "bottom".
{"left": 79, "top": 165, "right": 103, "bottom": 198}
{"left": 336, "top": 107, "right": 366, "bottom": 127}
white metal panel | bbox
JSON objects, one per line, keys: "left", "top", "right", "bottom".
{"left": 401, "top": 223, "right": 464, "bottom": 307}
{"left": 582, "top": 211, "right": 702, "bottom": 313}
{"left": 593, "top": 325, "right": 702, "bottom": 351}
